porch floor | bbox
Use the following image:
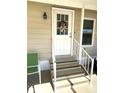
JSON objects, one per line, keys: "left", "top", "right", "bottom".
{"left": 28, "top": 55, "right": 97, "bottom": 93}
{"left": 28, "top": 74, "right": 97, "bottom": 93}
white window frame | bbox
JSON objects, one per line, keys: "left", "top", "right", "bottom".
{"left": 82, "top": 18, "right": 96, "bottom": 47}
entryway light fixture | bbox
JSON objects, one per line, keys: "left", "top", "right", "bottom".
{"left": 43, "top": 12, "right": 47, "bottom": 19}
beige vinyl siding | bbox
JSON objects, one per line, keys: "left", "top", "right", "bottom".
{"left": 27, "top": 1, "right": 82, "bottom": 59}
{"left": 27, "top": 2, "right": 52, "bottom": 59}
{"left": 84, "top": 9, "right": 97, "bottom": 57}
{"left": 74, "top": 9, "right": 81, "bottom": 42}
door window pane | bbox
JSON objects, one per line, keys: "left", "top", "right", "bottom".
{"left": 61, "top": 14, "right": 64, "bottom": 21}
{"left": 57, "top": 14, "right": 60, "bottom": 20}
{"left": 65, "top": 15, "right": 68, "bottom": 21}
{"left": 65, "top": 29, "right": 68, "bottom": 35}
{"left": 60, "top": 21, "right": 68, "bottom": 35}
{"left": 66, "top": 22, "right": 68, "bottom": 28}
{"left": 56, "top": 14, "right": 69, "bottom": 35}
{"left": 57, "top": 22, "right": 60, "bottom": 27}
{"left": 57, "top": 29, "right": 60, "bottom": 35}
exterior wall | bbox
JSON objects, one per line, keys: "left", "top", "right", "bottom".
{"left": 74, "top": 9, "right": 81, "bottom": 42}
{"left": 84, "top": 9, "right": 97, "bottom": 57}
{"left": 27, "top": 1, "right": 82, "bottom": 59}
{"left": 27, "top": 2, "right": 52, "bottom": 59}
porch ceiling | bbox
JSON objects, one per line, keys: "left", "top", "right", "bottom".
{"left": 28, "top": 0, "right": 97, "bottom": 10}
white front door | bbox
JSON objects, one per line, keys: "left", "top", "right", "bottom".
{"left": 52, "top": 8, "right": 74, "bottom": 55}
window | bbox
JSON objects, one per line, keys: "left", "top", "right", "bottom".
{"left": 82, "top": 19, "right": 95, "bottom": 46}
{"left": 56, "top": 14, "right": 68, "bottom": 35}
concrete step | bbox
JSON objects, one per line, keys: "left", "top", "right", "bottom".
{"left": 55, "top": 80, "right": 71, "bottom": 89}
{"left": 53, "top": 75, "right": 90, "bottom": 89}
{"left": 28, "top": 83, "right": 53, "bottom": 93}
{"left": 56, "top": 87, "right": 73, "bottom": 93}
{"left": 52, "top": 73, "right": 86, "bottom": 81}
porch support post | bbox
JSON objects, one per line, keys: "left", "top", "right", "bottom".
{"left": 79, "top": 8, "right": 85, "bottom": 63}
{"left": 52, "top": 7, "right": 55, "bottom": 58}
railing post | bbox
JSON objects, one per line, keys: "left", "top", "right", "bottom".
{"left": 85, "top": 55, "right": 87, "bottom": 68}
{"left": 87, "top": 57, "right": 90, "bottom": 73}
{"left": 52, "top": 55, "right": 56, "bottom": 93}
{"left": 79, "top": 45, "right": 82, "bottom": 63}
{"left": 90, "top": 59, "right": 94, "bottom": 85}
{"left": 53, "top": 62, "right": 56, "bottom": 93}
{"left": 38, "top": 64, "right": 41, "bottom": 84}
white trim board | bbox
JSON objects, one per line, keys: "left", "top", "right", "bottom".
{"left": 28, "top": 0, "right": 97, "bottom": 10}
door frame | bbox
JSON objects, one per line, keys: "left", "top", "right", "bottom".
{"left": 52, "top": 7, "right": 75, "bottom": 56}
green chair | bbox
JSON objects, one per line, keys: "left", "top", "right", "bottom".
{"left": 27, "top": 53, "right": 41, "bottom": 92}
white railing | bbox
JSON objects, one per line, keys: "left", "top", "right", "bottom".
{"left": 73, "top": 39, "right": 80, "bottom": 60}
{"left": 73, "top": 39, "right": 94, "bottom": 84}
{"left": 52, "top": 38, "right": 94, "bottom": 91}
{"left": 52, "top": 55, "right": 56, "bottom": 93}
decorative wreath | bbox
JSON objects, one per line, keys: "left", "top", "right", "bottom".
{"left": 59, "top": 21, "right": 67, "bottom": 32}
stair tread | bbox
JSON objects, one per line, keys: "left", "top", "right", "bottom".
{"left": 51, "top": 66, "right": 86, "bottom": 78}
{"left": 55, "top": 55, "right": 75, "bottom": 59}
{"left": 50, "top": 61, "right": 79, "bottom": 70}
{"left": 51, "top": 65, "right": 80, "bottom": 70}
{"left": 50, "top": 55, "right": 88, "bottom": 81}
{"left": 56, "top": 56, "right": 76, "bottom": 62}
{"left": 49, "top": 55, "right": 77, "bottom": 63}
